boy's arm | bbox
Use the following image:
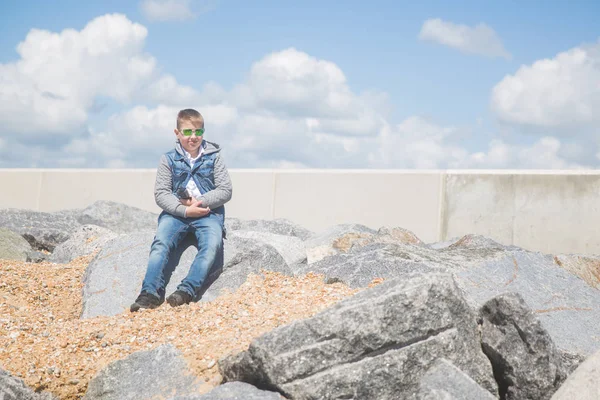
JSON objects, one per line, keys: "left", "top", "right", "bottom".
{"left": 155, "top": 155, "right": 188, "bottom": 218}
{"left": 199, "top": 152, "right": 233, "bottom": 209}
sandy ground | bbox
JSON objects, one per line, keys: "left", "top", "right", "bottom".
{"left": 0, "top": 256, "right": 371, "bottom": 399}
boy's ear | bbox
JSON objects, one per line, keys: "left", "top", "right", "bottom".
{"left": 173, "top": 128, "right": 179, "bottom": 136}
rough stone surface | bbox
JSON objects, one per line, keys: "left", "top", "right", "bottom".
{"left": 298, "top": 234, "right": 600, "bottom": 357}
{"left": 552, "top": 349, "right": 600, "bottom": 400}
{"left": 427, "top": 236, "right": 462, "bottom": 250}
{"left": 198, "top": 233, "right": 293, "bottom": 302}
{"left": 219, "top": 273, "right": 498, "bottom": 400}
{"left": 25, "top": 250, "right": 49, "bottom": 263}
{"left": 225, "top": 218, "right": 314, "bottom": 240}
{"left": 81, "top": 231, "right": 292, "bottom": 318}
{"left": 0, "top": 368, "right": 57, "bottom": 400}
{"left": 303, "top": 224, "right": 426, "bottom": 266}
{"left": 75, "top": 200, "right": 158, "bottom": 233}
{"left": 50, "top": 224, "right": 117, "bottom": 263}
{"left": 0, "top": 227, "right": 32, "bottom": 261}
{"left": 553, "top": 253, "right": 600, "bottom": 288}
{"left": 168, "top": 382, "right": 284, "bottom": 400}
{"left": 304, "top": 224, "right": 378, "bottom": 263}
{"left": 229, "top": 230, "right": 306, "bottom": 267}
{"left": 0, "top": 209, "right": 80, "bottom": 251}
{"left": 417, "top": 358, "right": 496, "bottom": 400}
{"left": 480, "top": 293, "right": 567, "bottom": 400}
{"left": 83, "top": 344, "right": 205, "bottom": 400}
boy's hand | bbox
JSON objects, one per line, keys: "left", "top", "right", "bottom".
{"left": 186, "top": 201, "right": 210, "bottom": 218}
{"left": 180, "top": 197, "right": 198, "bottom": 207}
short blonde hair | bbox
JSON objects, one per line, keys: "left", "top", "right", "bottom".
{"left": 177, "top": 109, "right": 204, "bottom": 130}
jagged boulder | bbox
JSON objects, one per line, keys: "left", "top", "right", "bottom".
{"left": 297, "top": 234, "right": 600, "bottom": 358}
{"left": 225, "top": 218, "right": 314, "bottom": 240}
{"left": 50, "top": 225, "right": 117, "bottom": 263}
{"left": 479, "top": 293, "right": 567, "bottom": 400}
{"left": 219, "top": 273, "right": 498, "bottom": 399}
{"left": 304, "top": 224, "right": 425, "bottom": 266}
{"left": 0, "top": 227, "right": 32, "bottom": 261}
{"left": 552, "top": 349, "right": 600, "bottom": 400}
{"left": 553, "top": 254, "right": 600, "bottom": 288}
{"left": 303, "top": 224, "right": 377, "bottom": 263}
{"left": 229, "top": 230, "right": 306, "bottom": 268}
{"left": 168, "top": 382, "right": 284, "bottom": 399}
{"left": 0, "top": 368, "right": 57, "bottom": 399}
{"left": 417, "top": 358, "right": 496, "bottom": 400}
{"left": 81, "top": 230, "right": 293, "bottom": 318}
{"left": 83, "top": 344, "right": 205, "bottom": 400}
{"left": 75, "top": 200, "right": 158, "bottom": 233}
{"left": 0, "top": 209, "right": 80, "bottom": 251}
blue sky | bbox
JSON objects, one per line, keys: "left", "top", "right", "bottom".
{"left": 0, "top": 0, "right": 599, "bottom": 168}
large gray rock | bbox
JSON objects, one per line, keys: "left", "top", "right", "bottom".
{"left": 553, "top": 253, "right": 600, "bottom": 288}
{"left": 230, "top": 230, "right": 306, "bottom": 268}
{"left": 0, "top": 368, "right": 56, "bottom": 399}
{"left": 225, "top": 218, "right": 314, "bottom": 240}
{"left": 82, "top": 230, "right": 293, "bottom": 318}
{"left": 417, "top": 359, "right": 496, "bottom": 400}
{"left": 75, "top": 200, "right": 158, "bottom": 233}
{"left": 304, "top": 224, "right": 425, "bottom": 265}
{"left": 552, "top": 349, "right": 600, "bottom": 400}
{"left": 304, "top": 224, "right": 378, "bottom": 264}
{"left": 0, "top": 227, "right": 32, "bottom": 261}
{"left": 219, "top": 273, "right": 498, "bottom": 400}
{"left": 0, "top": 209, "right": 80, "bottom": 251}
{"left": 201, "top": 231, "right": 293, "bottom": 302}
{"left": 298, "top": 234, "right": 600, "bottom": 357}
{"left": 480, "top": 293, "right": 567, "bottom": 400}
{"left": 81, "top": 231, "right": 197, "bottom": 318}
{"left": 50, "top": 225, "right": 117, "bottom": 263}
{"left": 169, "top": 382, "right": 284, "bottom": 399}
{"left": 83, "top": 344, "right": 205, "bottom": 400}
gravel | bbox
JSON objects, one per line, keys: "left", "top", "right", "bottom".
{"left": 0, "top": 256, "right": 360, "bottom": 399}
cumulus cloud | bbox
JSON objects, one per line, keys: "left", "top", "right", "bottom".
{"left": 491, "top": 40, "right": 600, "bottom": 130}
{"left": 0, "top": 15, "right": 592, "bottom": 170}
{"left": 461, "top": 137, "right": 589, "bottom": 169}
{"left": 0, "top": 13, "right": 199, "bottom": 141}
{"left": 139, "top": 0, "right": 216, "bottom": 22}
{"left": 419, "top": 18, "right": 511, "bottom": 59}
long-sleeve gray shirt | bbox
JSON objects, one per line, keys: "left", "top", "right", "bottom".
{"left": 154, "top": 140, "right": 233, "bottom": 218}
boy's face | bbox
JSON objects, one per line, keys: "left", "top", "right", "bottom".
{"left": 174, "top": 120, "right": 204, "bottom": 155}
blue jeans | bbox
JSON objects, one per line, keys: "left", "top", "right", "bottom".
{"left": 141, "top": 212, "right": 223, "bottom": 299}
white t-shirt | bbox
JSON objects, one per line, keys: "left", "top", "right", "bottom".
{"left": 184, "top": 147, "right": 204, "bottom": 199}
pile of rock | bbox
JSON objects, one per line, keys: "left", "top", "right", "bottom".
{"left": 1, "top": 201, "right": 599, "bottom": 399}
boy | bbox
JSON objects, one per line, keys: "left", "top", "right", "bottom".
{"left": 130, "top": 109, "right": 233, "bottom": 312}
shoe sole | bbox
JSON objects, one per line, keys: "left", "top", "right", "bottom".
{"left": 130, "top": 302, "right": 160, "bottom": 312}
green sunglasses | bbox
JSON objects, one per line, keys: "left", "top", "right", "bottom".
{"left": 180, "top": 128, "right": 204, "bottom": 137}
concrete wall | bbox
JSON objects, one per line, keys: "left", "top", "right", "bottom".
{"left": 1, "top": 169, "right": 599, "bottom": 255}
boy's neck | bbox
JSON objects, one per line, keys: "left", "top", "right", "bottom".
{"left": 187, "top": 149, "right": 200, "bottom": 158}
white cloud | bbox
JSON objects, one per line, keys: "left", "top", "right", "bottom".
{"left": 233, "top": 48, "right": 367, "bottom": 120}
{"left": 370, "top": 117, "right": 468, "bottom": 169}
{"left": 0, "top": 16, "right": 593, "bottom": 170}
{"left": 0, "top": 14, "right": 151, "bottom": 135}
{"left": 419, "top": 18, "right": 511, "bottom": 59}
{"left": 461, "top": 137, "right": 588, "bottom": 169}
{"left": 140, "top": 0, "right": 215, "bottom": 22}
{"left": 0, "top": 14, "right": 200, "bottom": 140}
{"left": 491, "top": 40, "right": 600, "bottom": 130}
